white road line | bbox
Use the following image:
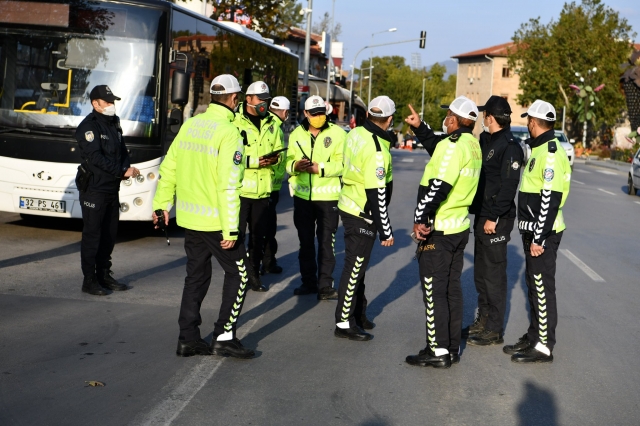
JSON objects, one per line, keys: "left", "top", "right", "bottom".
{"left": 636, "top": 201, "right": 640, "bottom": 206}
{"left": 597, "top": 188, "right": 616, "bottom": 196}
{"left": 572, "top": 179, "right": 585, "bottom": 185}
{"left": 135, "top": 276, "right": 297, "bottom": 426}
{"left": 401, "top": 158, "right": 414, "bottom": 163}
{"left": 560, "top": 249, "right": 605, "bottom": 282}
{"left": 595, "top": 169, "right": 619, "bottom": 175}
{"left": 574, "top": 169, "right": 591, "bottom": 174}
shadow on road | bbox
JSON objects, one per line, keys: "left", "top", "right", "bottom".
{"left": 516, "top": 381, "right": 559, "bottom": 426}
{"left": 0, "top": 241, "right": 81, "bottom": 269}
{"left": 621, "top": 185, "right": 640, "bottom": 196}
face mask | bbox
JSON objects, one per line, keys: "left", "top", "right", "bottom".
{"left": 308, "top": 115, "right": 326, "bottom": 129}
{"left": 388, "top": 118, "right": 394, "bottom": 131}
{"left": 100, "top": 104, "right": 116, "bottom": 116}
{"left": 250, "top": 101, "right": 268, "bottom": 117}
{"left": 442, "top": 117, "right": 449, "bottom": 134}
{"left": 482, "top": 117, "right": 490, "bottom": 134}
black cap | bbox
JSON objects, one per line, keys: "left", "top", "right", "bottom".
{"left": 477, "top": 95, "right": 511, "bottom": 117}
{"left": 89, "top": 85, "right": 121, "bottom": 102}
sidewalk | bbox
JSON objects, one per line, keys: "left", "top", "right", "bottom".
{"left": 577, "top": 157, "right": 630, "bottom": 173}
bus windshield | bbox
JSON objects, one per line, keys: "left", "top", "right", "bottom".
{"left": 0, "top": 1, "right": 164, "bottom": 143}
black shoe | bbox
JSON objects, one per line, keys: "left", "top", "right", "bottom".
{"left": 450, "top": 353, "right": 460, "bottom": 365}
{"left": 356, "top": 316, "right": 376, "bottom": 330}
{"left": 81, "top": 276, "right": 109, "bottom": 296}
{"left": 260, "top": 261, "right": 283, "bottom": 275}
{"left": 293, "top": 284, "right": 318, "bottom": 296}
{"left": 176, "top": 339, "right": 211, "bottom": 357}
{"left": 511, "top": 346, "right": 553, "bottom": 364}
{"left": 317, "top": 286, "right": 338, "bottom": 300}
{"left": 334, "top": 326, "right": 372, "bottom": 341}
{"left": 468, "top": 330, "right": 504, "bottom": 346}
{"left": 211, "top": 338, "right": 255, "bottom": 359}
{"left": 463, "top": 312, "right": 488, "bottom": 337}
{"left": 503, "top": 334, "right": 532, "bottom": 355}
{"left": 97, "top": 270, "right": 128, "bottom": 291}
{"left": 405, "top": 347, "right": 451, "bottom": 368}
{"left": 248, "top": 268, "right": 268, "bottom": 292}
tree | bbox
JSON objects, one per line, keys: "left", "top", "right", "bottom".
{"left": 311, "top": 12, "right": 342, "bottom": 40}
{"left": 356, "top": 56, "right": 456, "bottom": 130}
{"left": 173, "top": 0, "right": 303, "bottom": 39}
{"left": 508, "top": 0, "right": 636, "bottom": 136}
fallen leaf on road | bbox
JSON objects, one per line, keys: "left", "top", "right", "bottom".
{"left": 85, "top": 381, "right": 105, "bottom": 387}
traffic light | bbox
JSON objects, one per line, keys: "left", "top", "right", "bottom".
{"left": 419, "top": 31, "right": 426, "bottom": 49}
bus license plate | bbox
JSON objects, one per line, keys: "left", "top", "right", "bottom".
{"left": 19, "top": 197, "right": 66, "bottom": 213}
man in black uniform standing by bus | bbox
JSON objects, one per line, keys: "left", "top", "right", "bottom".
{"left": 466, "top": 96, "right": 523, "bottom": 345}
{"left": 75, "top": 85, "right": 139, "bottom": 296}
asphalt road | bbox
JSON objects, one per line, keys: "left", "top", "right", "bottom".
{"left": 1, "top": 150, "right": 639, "bottom": 426}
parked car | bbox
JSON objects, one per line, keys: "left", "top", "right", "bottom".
{"left": 510, "top": 126, "right": 574, "bottom": 168}
{"left": 628, "top": 147, "right": 640, "bottom": 195}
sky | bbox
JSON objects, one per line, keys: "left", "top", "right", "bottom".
{"left": 307, "top": 0, "right": 640, "bottom": 73}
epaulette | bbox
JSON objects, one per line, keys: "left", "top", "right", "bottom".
{"left": 449, "top": 133, "right": 460, "bottom": 142}
{"left": 548, "top": 141, "right": 557, "bottom": 153}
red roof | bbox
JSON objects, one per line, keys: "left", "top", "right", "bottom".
{"left": 452, "top": 42, "right": 516, "bottom": 59}
{"left": 635, "top": 43, "right": 640, "bottom": 51}
{"left": 288, "top": 27, "right": 322, "bottom": 43}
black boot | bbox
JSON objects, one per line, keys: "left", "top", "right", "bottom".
{"left": 356, "top": 316, "right": 376, "bottom": 330}
{"left": 211, "top": 338, "right": 255, "bottom": 359}
{"left": 317, "top": 286, "right": 339, "bottom": 300}
{"left": 97, "top": 269, "right": 128, "bottom": 291}
{"left": 260, "top": 259, "right": 283, "bottom": 275}
{"left": 82, "top": 275, "right": 109, "bottom": 296}
{"left": 405, "top": 347, "right": 451, "bottom": 368}
{"left": 511, "top": 346, "right": 553, "bottom": 364}
{"left": 176, "top": 339, "right": 211, "bottom": 357}
{"left": 503, "top": 334, "right": 532, "bottom": 355}
{"left": 293, "top": 282, "right": 318, "bottom": 296}
{"left": 467, "top": 330, "right": 504, "bottom": 346}
{"left": 463, "top": 312, "right": 488, "bottom": 337}
{"left": 248, "top": 267, "right": 268, "bottom": 292}
{"left": 334, "top": 326, "right": 372, "bottom": 341}
{"left": 450, "top": 353, "right": 460, "bottom": 365}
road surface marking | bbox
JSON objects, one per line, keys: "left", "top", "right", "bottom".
{"left": 560, "top": 249, "right": 605, "bottom": 282}
{"left": 135, "top": 275, "right": 297, "bottom": 426}
{"left": 401, "top": 158, "right": 414, "bottom": 163}
{"left": 597, "top": 188, "right": 616, "bottom": 196}
{"left": 636, "top": 201, "right": 640, "bottom": 206}
{"left": 572, "top": 179, "right": 584, "bottom": 185}
{"left": 574, "top": 169, "right": 591, "bottom": 174}
{"left": 595, "top": 169, "right": 620, "bottom": 176}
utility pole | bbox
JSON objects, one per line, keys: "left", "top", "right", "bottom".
{"left": 368, "top": 28, "right": 396, "bottom": 104}
{"left": 420, "top": 77, "right": 425, "bottom": 120}
{"left": 325, "top": 0, "right": 335, "bottom": 103}
{"left": 302, "top": 0, "right": 313, "bottom": 89}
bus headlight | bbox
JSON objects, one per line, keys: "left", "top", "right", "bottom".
{"left": 120, "top": 202, "right": 129, "bottom": 212}
{"left": 136, "top": 174, "right": 145, "bottom": 184}
{"left": 147, "top": 172, "right": 156, "bottom": 180}
{"left": 133, "top": 197, "right": 143, "bottom": 207}
{"left": 123, "top": 178, "right": 132, "bottom": 186}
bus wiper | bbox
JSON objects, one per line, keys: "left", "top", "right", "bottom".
{"left": 0, "top": 125, "right": 69, "bottom": 137}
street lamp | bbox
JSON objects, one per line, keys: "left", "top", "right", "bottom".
{"left": 368, "top": 28, "right": 396, "bottom": 103}
{"left": 325, "top": 0, "right": 336, "bottom": 103}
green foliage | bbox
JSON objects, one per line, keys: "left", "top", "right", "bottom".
{"left": 356, "top": 56, "right": 456, "bottom": 130}
{"left": 508, "top": 0, "right": 636, "bottom": 128}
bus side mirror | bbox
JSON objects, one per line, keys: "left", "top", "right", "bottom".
{"left": 171, "top": 70, "right": 189, "bottom": 105}
{"left": 168, "top": 108, "right": 183, "bottom": 134}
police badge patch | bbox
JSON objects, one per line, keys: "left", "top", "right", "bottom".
{"left": 233, "top": 151, "right": 242, "bottom": 165}
{"left": 528, "top": 158, "right": 536, "bottom": 172}
{"left": 486, "top": 149, "right": 494, "bottom": 160}
{"left": 544, "top": 168, "right": 554, "bottom": 182}
{"left": 376, "top": 167, "right": 385, "bottom": 180}
{"left": 85, "top": 131, "right": 94, "bottom": 142}
{"left": 324, "top": 137, "right": 332, "bottom": 148}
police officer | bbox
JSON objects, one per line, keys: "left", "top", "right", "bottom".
{"left": 404, "top": 96, "right": 482, "bottom": 368}
{"left": 260, "top": 96, "right": 290, "bottom": 275}
{"left": 334, "top": 96, "right": 395, "bottom": 341}
{"left": 234, "top": 81, "right": 283, "bottom": 292}
{"left": 75, "top": 85, "right": 138, "bottom": 296}
{"left": 153, "top": 75, "right": 254, "bottom": 359}
{"left": 503, "top": 100, "right": 571, "bottom": 363}
{"left": 286, "top": 95, "right": 346, "bottom": 300}
{"left": 466, "top": 96, "right": 524, "bottom": 346}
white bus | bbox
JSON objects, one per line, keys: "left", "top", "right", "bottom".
{"left": 0, "top": 0, "right": 298, "bottom": 220}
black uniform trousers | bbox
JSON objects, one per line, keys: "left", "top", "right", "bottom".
{"left": 262, "top": 190, "right": 280, "bottom": 267}
{"left": 80, "top": 190, "right": 120, "bottom": 277}
{"left": 473, "top": 216, "right": 515, "bottom": 334}
{"left": 523, "top": 231, "right": 562, "bottom": 350}
{"left": 239, "top": 196, "right": 269, "bottom": 272}
{"left": 335, "top": 213, "right": 376, "bottom": 327}
{"left": 418, "top": 229, "right": 469, "bottom": 354}
{"left": 293, "top": 197, "right": 339, "bottom": 289}
{"left": 179, "top": 229, "right": 250, "bottom": 342}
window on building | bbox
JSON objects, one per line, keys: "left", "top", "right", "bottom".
{"left": 502, "top": 66, "right": 511, "bottom": 78}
